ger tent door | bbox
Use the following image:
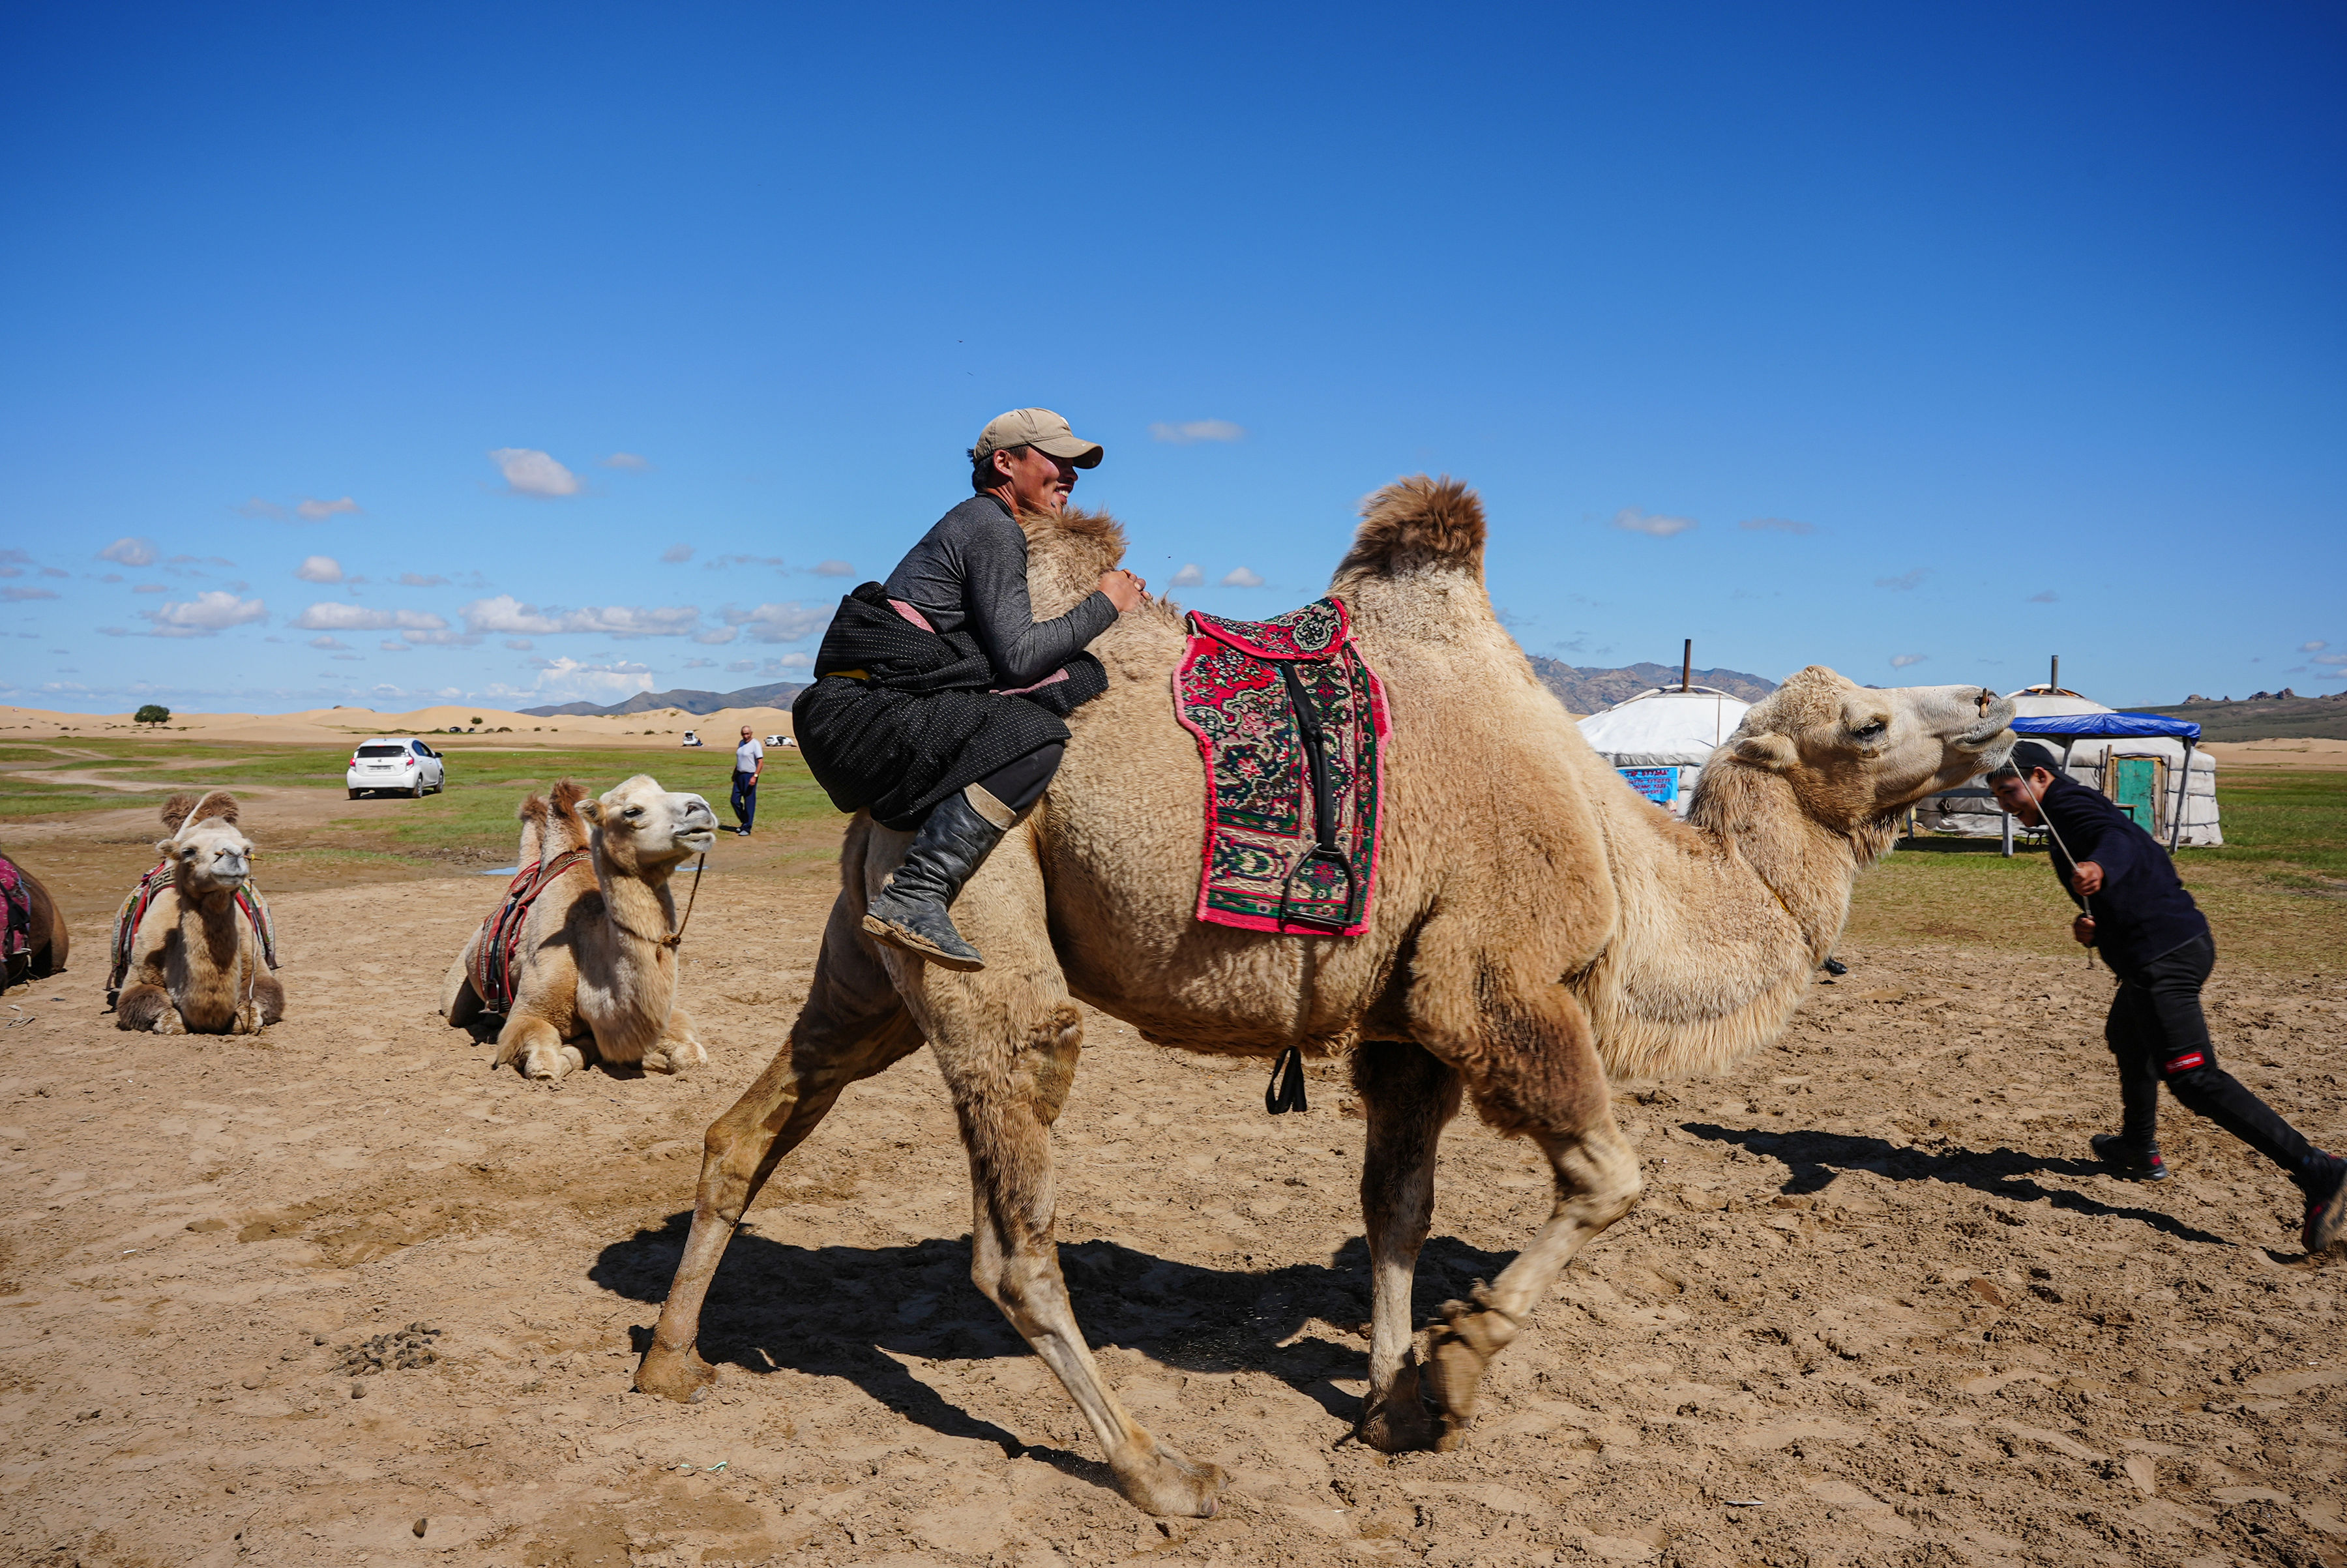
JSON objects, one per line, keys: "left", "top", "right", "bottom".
{"left": 2106, "top": 754, "right": 2168, "bottom": 836}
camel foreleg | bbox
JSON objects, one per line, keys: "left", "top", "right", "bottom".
{"left": 636, "top": 889, "right": 923, "bottom": 1402}
{"left": 116, "top": 984, "right": 183, "bottom": 1034}
{"left": 1352, "top": 1039, "right": 1462, "bottom": 1452}
{"left": 924, "top": 997, "right": 1220, "bottom": 1516}
{"left": 495, "top": 1013, "right": 583, "bottom": 1080}
{"left": 642, "top": 1003, "right": 708, "bottom": 1076}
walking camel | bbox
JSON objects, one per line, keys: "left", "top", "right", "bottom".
{"left": 635, "top": 477, "right": 2018, "bottom": 1517}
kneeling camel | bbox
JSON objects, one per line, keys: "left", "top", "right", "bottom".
{"left": 637, "top": 478, "right": 2017, "bottom": 1516}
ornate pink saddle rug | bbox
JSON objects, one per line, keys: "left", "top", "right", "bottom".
{"left": 1174, "top": 598, "right": 1390, "bottom": 936}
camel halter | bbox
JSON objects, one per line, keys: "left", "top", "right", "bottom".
{"left": 660, "top": 854, "right": 708, "bottom": 950}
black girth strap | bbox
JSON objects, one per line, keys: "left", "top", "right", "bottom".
{"left": 1275, "top": 662, "right": 1361, "bottom": 933}
{"left": 1265, "top": 1044, "right": 1309, "bottom": 1115}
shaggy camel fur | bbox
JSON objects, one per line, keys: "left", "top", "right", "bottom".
{"left": 440, "top": 776, "right": 720, "bottom": 1080}
{"left": 636, "top": 479, "right": 2018, "bottom": 1516}
{"left": 0, "top": 850, "right": 68, "bottom": 993}
{"left": 117, "top": 791, "right": 284, "bottom": 1035}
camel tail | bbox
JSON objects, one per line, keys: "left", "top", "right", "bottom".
{"left": 1334, "top": 475, "right": 1485, "bottom": 582}
{"left": 162, "top": 790, "right": 239, "bottom": 835}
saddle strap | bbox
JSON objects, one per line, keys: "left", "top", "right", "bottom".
{"left": 1264, "top": 1045, "right": 1309, "bottom": 1115}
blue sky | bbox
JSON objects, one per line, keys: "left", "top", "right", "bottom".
{"left": 4, "top": 3, "right": 2342, "bottom": 713}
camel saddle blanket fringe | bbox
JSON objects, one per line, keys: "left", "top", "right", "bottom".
{"left": 0, "top": 857, "right": 29, "bottom": 961}
{"left": 467, "top": 847, "right": 591, "bottom": 1015}
{"left": 104, "top": 861, "right": 278, "bottom": 1007}
{"left": 794, "top": 582, "right": 1107, "bottom": 831}
{"left": 1175, "top": 597, "right": 1391, "bottom": 936}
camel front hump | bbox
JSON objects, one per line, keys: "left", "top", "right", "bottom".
{"left": 445, "top": 776, "right": 717, "bottom": 1083}
{"left": 112, "top": 791, "right": 284, "bottom": 1037}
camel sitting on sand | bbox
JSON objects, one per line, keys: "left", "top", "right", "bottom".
{"left": 439, "top": 777, "right": 719, "bottom": 1080}
{"left": 635, "top": 478, "right": 2018, "bottom": 1518}
{"left": 1, "top": 850, "right": 68, "bottom": 993}
{"left": 116, "top": 791, "right": 284, "bottom": 1035}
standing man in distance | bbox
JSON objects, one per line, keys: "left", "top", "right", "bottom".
{"left": 1988, "top": 740, "right": 2345, "bottom": 1254}
{"left": 731, "top": 726, "right": 763, "bottom": 838}
{"left": 793, "top": 408, "right": 1145, "bottom": 970}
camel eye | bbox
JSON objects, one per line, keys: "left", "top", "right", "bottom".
{"left": 623, "top": 805, "right": 643, "bottom": 818}
{"left": 1853, "top": 718, "right": 1887, "bottom": 740}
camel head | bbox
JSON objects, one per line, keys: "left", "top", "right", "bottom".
{"left": 156, "top": 790, "right": 254, "bottom": 899}
{"left": 576, "top": 775, "right": 718, "bottom": 876}
{"left": 1711, "top": 666, "right": 2016, "bottom": 842}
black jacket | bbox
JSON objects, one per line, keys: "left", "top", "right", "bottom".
{"left": 2036, "top": 771, "right": 2208, "bottom": 977}
{"left": 791, "top": 583, "right": 1104, "bottom": 830}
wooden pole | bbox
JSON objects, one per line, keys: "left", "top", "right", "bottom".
{"left": 1681, "top": 638, "right": 1692, "bottom": 692}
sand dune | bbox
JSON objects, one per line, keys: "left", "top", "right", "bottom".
{"left": 0, "top": 702, "right": 797, "bottom": 748}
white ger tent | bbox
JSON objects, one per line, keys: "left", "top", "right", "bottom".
{"left": 1915, "top": 683, "right": 2221, "bottom": 847}
{"left": 1578, "top": 686, "right": 1752, "bottom": 819}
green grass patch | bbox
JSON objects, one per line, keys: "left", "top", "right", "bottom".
{"left": 1848, "top": 769, "right": 2347, "bottom": 975}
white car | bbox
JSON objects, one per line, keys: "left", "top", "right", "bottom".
{"left": 347, "top": 737, "right": 447, "bottom": 799}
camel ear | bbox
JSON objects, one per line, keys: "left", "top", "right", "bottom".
{"left": 155, "top": 837, "right": 178, "bottom": 858}
{"left": 1734, "top": 733, "right": 1798, "bottom": 771}
{"left": 576, "top": 797, "right": 602, "bottom": 824}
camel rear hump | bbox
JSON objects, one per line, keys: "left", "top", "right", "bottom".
{"left": 1333, "top": 475, "right": 1486, "bottom": 584}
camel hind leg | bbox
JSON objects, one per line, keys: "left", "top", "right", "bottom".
{"left": 1352, "top": 1039, "right": 1463, "bottom": 1451}
{"left": 635, "top": 872, "right": 924, "bottom": 1402}
{"left": 1398, "top": 954, "right": 1642, "bottom": 1451}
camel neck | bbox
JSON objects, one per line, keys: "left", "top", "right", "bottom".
{"left": 593, "top": 849, "right": 680, "bottom": 949}
{"left": 1688, "top": 763, "right": 1861, "bottom": 964}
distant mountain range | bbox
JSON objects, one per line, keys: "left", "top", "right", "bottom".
{"left": 1526, "top": 657, "right": 1779, "bottom": 715}
{"left": 2123, "top": 690, "right": 2347, "bottom": 744}
{"left": 520, "top": 680, "right": 807, "bottom": 718}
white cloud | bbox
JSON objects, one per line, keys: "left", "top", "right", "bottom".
{"left": 1170, "top": 563, "right": 1204, "bottom": 587}
{"left": 237, "top": 497, "right": 288, "bottom": 520}
{"left": 1149, "top": 419, "right": 1246, "bottom": 444}
{"left": 725, "top": 659, "right": 759, "bottom": 673}
{"left": 456, "top": 594, "right": 701, "bottom": 638}
{"left": 1889, "top": 653, "right": 1928, "bottom": 669}
{"left": 810, "top": 559, "right": 855, "bottom": 577}
{"left": 2, "top": 585, "right": 59, "bottom": 602}
{"left": 725, "top": 601, "right": 832, "bottom": 642}
{"left": 330, "top": 653, "right": 362, "bottom": 662}
{"left": 775, "top": 651, "right": 812, "bottom": 670}
{"left": 291, "top": 602, "right": 450, "bottom": 632}
{"left": 1612, "top": 509, "right": 1696, "bottom": 538}
{"left": 683, "top": 657, "right": 716, "bottom": 669}
{"left": 1738, "top": 516, "right": 1815, "bottom": 534}
{"left": 504, "top": 638, "right": 533, "bottom": 651}
{"left": 489, "top": 448, "right": 581, "bottom": 497}
{"left": 2303, "top": 641, "right": 2329, "bottom": 653}
{"left": 295, "top": 555, "right": 344, "bottom": 584}
{"left": 524, "top": 657, "right": 654, "bottom": 702}
{"left": 692, "top": 626, "right": 738, "bottom": 645}
{"left": 132, "top": 583, "right": 167, "bottom": 594}
{"left": 2312, "top": 652, "right": 2347, "bottom": 666}
{"left": 604, "top": 452, "right": 651, "bottom": 471}
{"left": 308, "top": 634, "right": 349, "bottom": 650}
{"left": 1220, "top": 567, "right": 1265, "bottom": 588}
{"left": 295, "top": 496, "right": 362, "bottom": 521}
{"left": 38, "top": 567, "right": 66, "bottom": 578}
{"left": 661, "top": 544, "right": 694, "bottom": 563}
{"left": 379, "top": 640, "right": 411, "bottom": 653}
{"left": 399, "top": 572, "right": 449, "bottom": 587}
{"left": 145, "top": 591, "right": 267, "bottom": 637}
{"left": 1874, "top": 569, "right": 1928, "bottom": 591}
{"left": 706, "top": 553, "right": 785, "bottom": 570}
{"left": 98, "top": 537, "right": 158, "bottom": 567}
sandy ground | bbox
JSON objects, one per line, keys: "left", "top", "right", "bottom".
{"left": 2206, "top": 739, "right": 2347, "bottom": 771}
{"left": 0, "top": 703, "right": 797, "bottom": 747}
{"left": 2, "top": 802, "right": 2344, "bottom": 1568}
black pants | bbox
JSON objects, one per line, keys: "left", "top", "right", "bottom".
{"left": 2107, "top": 934, "right": 2324, "bottom": 1191}
{"left": 731, "top": 770, "right": 758, "bottom": 833}
{"left": 968, "top": 743, "right": 1063, "bottom": 816}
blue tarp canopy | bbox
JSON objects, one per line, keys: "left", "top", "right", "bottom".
{"left": 2009, "top": 713, "right": 2201, "bottom": 742}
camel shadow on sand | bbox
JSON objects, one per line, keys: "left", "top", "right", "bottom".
{"left": 593, "top": 1215, "right": 1511, "bottom": 1463}
{"left": 1683, "top": 1122, "right": 2234, "bottom": 1248}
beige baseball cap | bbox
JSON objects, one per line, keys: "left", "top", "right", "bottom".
{"left": 973, "top": 407, "right": 1104, "bottom": 468}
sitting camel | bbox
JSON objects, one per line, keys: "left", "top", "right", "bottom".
{"left": 439, "top": 776, "right": 718, "bottom": 1080}
{"left": 115, "top": 791, "right": 284, "bottom": 1034}
{"left": 1, "top": 849, "right": 68, "bottom": 993}
{"left": 636, "top": 478, "right": 2017, "bottom": 1517}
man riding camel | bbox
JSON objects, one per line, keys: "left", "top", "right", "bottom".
{"left": 792, "top": 409, "right": 1146, "bottom": 971}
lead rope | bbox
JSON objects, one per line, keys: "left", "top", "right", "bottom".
{"left": 660, "top": 854, "right": 708, "bottom": 950}
{"left": 2024, "top": 777, "right": 2097, "bottom": 971}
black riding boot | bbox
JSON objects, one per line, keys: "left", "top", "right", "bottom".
{"left": 861, "top": 789, "right": 1011, "bottom": 971}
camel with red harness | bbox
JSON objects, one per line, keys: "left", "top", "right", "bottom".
{"left": 632, "top": 479, "right": 2019, "bottom": 1518}
{"left": 113, "top": 791, "right": 282, "bottom": 1035}
{"left": 439, "top": 775, "right": 719, "bottom": 1080}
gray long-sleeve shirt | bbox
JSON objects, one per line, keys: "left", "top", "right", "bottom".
{"left": 881, "top": 496, "right": 1117, "bottom": 689}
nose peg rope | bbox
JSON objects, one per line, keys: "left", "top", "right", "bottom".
{"left": 661, "top": 853, "right": 708, "bottom": 950}
{"left": 2021, "top": 776, "right": 2097, "bottom": 971}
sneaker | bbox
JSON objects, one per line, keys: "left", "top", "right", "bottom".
{"left": 2091, "top": 1132, "right": 2168, "bottom": 1183}
{"left": 2303, "top": 1158, "right": 2347, "bottom": 1255}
